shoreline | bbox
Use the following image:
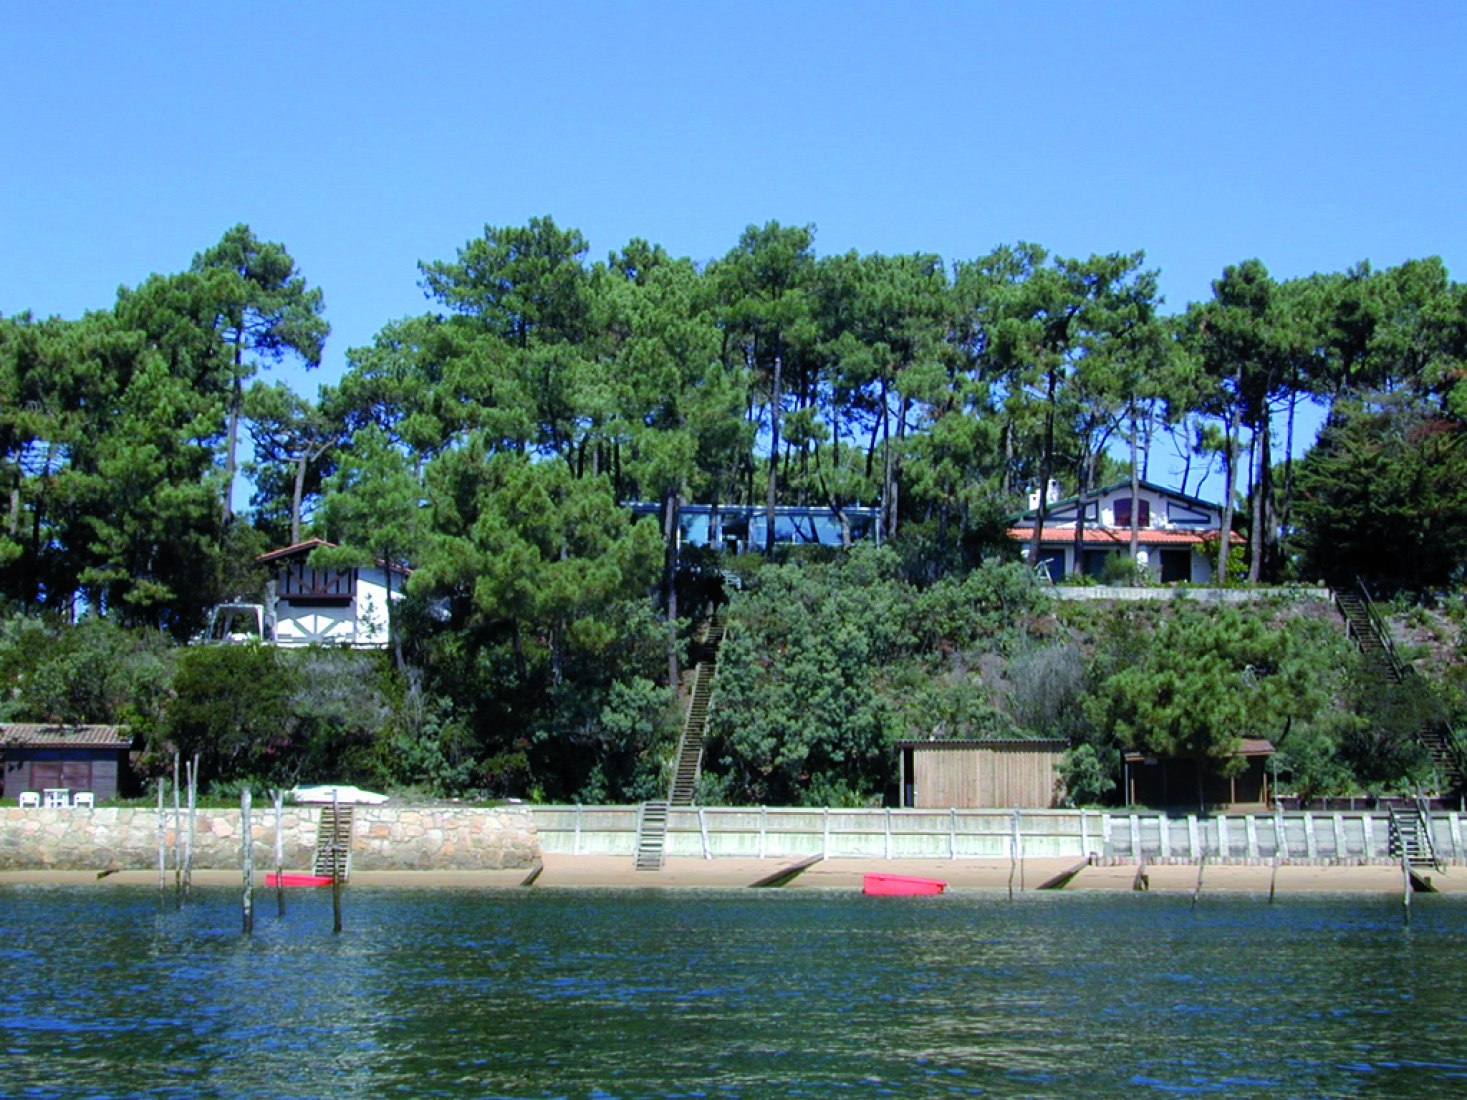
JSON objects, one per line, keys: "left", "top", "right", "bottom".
{"left": 0, "top": 855, "right": 1460, "bottom": 894}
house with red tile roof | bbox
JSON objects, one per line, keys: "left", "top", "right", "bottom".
{"left": 1008, "top": 480, "right": 1241, "bottom": 584}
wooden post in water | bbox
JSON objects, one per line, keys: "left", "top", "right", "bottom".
{"left": 1269, "top": 856, "right": 1279, "bottom": 903}
{"left": 241, "top": 788, "right": 254, "bottom": 935}
{"left": 1402, "top": 849, "right": 1412, "bottom": 926}
{"left": 172, "top": 753, "right": 182, "bottom": 906}
{"left": 273, "top": 789, "right": 286, "bottom": 918}
{"left": 1191, "top": 856, "right": 1206, "bottom": 912}
{"left": 156, "top": 779, "right": 167, "bottom": 900}
{"left": 182, "top": 757, "right": 197, "bottom": 900}
{"left": 331, "top": 789, "right": 343, "bottom": 934}
{"left": 1007, "top": 811, "right": 1018, "bottom": 901}
{"left": 1015, "top": 810, "right": 1025, "bottom": 892}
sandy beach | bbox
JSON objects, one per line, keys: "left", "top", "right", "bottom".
{"left": 1, "top": 855, "right": 1462, "bottom": 894}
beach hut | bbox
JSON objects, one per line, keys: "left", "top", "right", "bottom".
{"left": 896, "top": 738, "right": 1067, "bottom": 808}
{"left": 2, "top": 724, "right": 134, "bottom": 803}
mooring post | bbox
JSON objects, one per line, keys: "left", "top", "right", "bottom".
{"left": 1269, "top": 856, "right": 1279, "bottom": 903}
{"left": 331, "top": 789, "right": 343, "bottom": 934}
{"left": 1402, "top": 850, "right": 1412, "bottom": 926}
{"left": 241, "top": 788, "right": 254, "bottom": 936}
{"left": 1014, "top": 810, "right": 1025, "bottom": 891}
{"left": 156, "top": 779, "right": 167, "bottom": 901}
{"left": 1007, "top": 812, "right": 1018, "bottom": 901}
{"left": 172, "top": 753, "right": 182, "bottom": 906}
{"left": 182, "top": 757, "right": 196, "bottom": 900}
{"left": 273, "top": 789, "right": 286, "bottom": 918}
{"left": 1191, "top": 856, "right": 1206, "bottom": 912}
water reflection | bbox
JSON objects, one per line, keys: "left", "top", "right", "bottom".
{"left": 1, "top": 887, "right": 1466, "bottom": 1097}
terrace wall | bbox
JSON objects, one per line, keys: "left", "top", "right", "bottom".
{"left": 0, "top": 804, "right": 540, "bottom": 871}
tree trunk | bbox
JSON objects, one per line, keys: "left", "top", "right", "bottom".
{"left": 1028, "top": 368, "right": 1059, "bottom": 569}
{"left": 1128, "top": 403, "right": 1142, "bottom": 568}
{"left": 223, "top": 362, "right": 243, "bottom": 527}
{"left": 663, "top": 489, "right": 680, "bottom": 688}
{"left": 1278, "top": 390, "right": 1298, "bottom": 576}
{"left": 1217, "top": 387, "right": 1240, "bottom": 584}
{"left": 291, "top": 453, "right": 308, "bottom": 545}
{"left": 1249, "top": 409, "right": 1271, "bottom": 583}
{"left": 765, "top": 338, "right": 782, "bottom": 555}
{"left": 384, "top": 554, "right": 403, "bottom": 670}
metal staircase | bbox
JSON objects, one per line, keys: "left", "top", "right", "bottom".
{"left": 1387, "top": 802, "right": 1439, "bottom": 868}
{"left": 634, "top": 800, "right": 670, "bottom": 871}
{"left": 1336, "top": 580, "right": 1466, "bottom": 790}
{"left": 311, "top": 804, "right": 354, "bottom": 881}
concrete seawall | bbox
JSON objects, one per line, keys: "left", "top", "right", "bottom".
{"left": 0, "top": 804, "right": 540, "bottom": 872}
{"left": 531, "top": 805, "right": 1467, "bottom": 865}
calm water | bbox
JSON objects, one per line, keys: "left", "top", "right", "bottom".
{"left": 2, "top": 886, "right": 1466, "bottom": 1099}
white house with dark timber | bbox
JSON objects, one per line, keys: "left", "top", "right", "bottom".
{"left": 256, "top": 539, "right": 407, "bottom": 649}
{"left": 1008, "top": 479, "right": 1240, "bottom": 584}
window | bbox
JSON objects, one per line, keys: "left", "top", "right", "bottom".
{"left": 1113, "top": 498, "right": 1150, "bottom": 527}
{"left": 278, "top": 560, "right": 356, "bottom": 603}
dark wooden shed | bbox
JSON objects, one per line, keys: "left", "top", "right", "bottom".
{"left": 2, "top": 724, "right": 134, "bottom": 803}
{"left": 1123, "top": 738, "right": 1275, "bottom": 811}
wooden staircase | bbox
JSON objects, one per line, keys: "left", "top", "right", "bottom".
{"left": 1336, "top": 588, "right": 1402, "bottom": 685}
{"left": 634, "top": 800, "right": 669, "bottom": 871}
{"left": 1387, "top": 802, "right": 1439, "bottom": 868}
{"left": 668, "top": 616, "right": 725, "bottom": 808}
{"left": 635, "top": 617, "right": 726, "bottom": 871}
{"left": 670, "top": 664, "right": 713, "bottom": 806}
{"left": 1336, "top": 580, "right": 1465, "bottom": 790}
{"left": 311, "top": 804, "right": 354, "bottom": 881}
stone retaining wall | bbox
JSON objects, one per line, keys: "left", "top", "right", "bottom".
{"left": 0, "top": 804, "right": 540, "bottom": 872}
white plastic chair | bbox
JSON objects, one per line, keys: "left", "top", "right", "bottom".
{"left": 18, "top": 791, "right": 40, "bottom": 809}
{"left": 72, "top": 791, "right": 95, "bottom": 809}
{"left": 43, "top": 789, "right": 69, "bottom": 808}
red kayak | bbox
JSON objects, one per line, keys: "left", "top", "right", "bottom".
{"left": 266, "top": 873, "right": 335, "bottom": 888}
{"left": 863, "top": 873, "right": 947, "bottom": 896}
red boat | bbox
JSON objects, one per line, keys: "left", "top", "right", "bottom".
{"left": 266, "top": 873, "right": 335, "bottom": 888}
{"left": 862, "top": 873, "right": 947, "bottom": 896}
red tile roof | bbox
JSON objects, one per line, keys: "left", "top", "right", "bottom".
{"left": 1006, "top": 526, "right": 1244, "bottom": 546}
{"left": 0, "top": 724, "right": 133, "bottom": 748}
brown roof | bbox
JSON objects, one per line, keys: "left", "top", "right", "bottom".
{"left": 255, "top": 537, "right": 333, "bottom": 563}
{"left": 257, "top": 538, "right": 411, "bottom": 575}
{"left": 0, "top": 724, "right": 133, "bottom": 748}
{"left": 1124, "top": 738, "right": 1275, "bottom": 763}
{"left": 897, "top": 738, "right": 1068, "bottom": 750}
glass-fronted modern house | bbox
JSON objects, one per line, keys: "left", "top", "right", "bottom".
{"left": 628, "top": 503, "right": 881, "bottom": 552}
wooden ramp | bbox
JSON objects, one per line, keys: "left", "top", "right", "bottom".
{"left": 750, "top": 855, "right": 823, "bottom": 888}
{"left": 1035, "top": 858, "right": 1091, "bottom": 891}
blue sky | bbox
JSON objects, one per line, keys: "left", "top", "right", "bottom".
{"left": 4, "top": 1, "right": 1466, "bottom": 495}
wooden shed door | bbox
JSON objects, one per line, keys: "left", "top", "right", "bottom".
{"left": 28, "top": 761, "right": 94, "bottom": 791}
